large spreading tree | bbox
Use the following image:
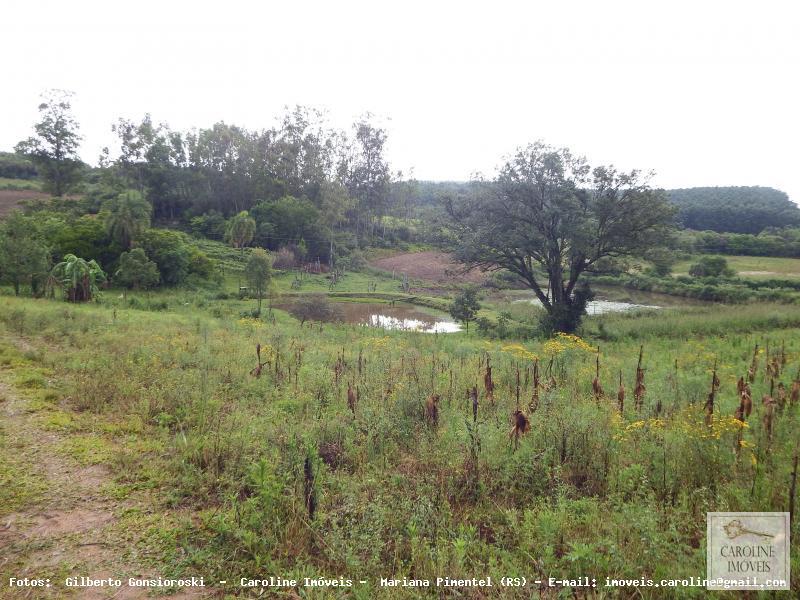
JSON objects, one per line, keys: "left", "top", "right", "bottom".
{"left": 447, "top": 142, "right": 676, "bottom": 333}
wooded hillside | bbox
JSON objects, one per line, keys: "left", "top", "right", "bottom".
{"left": 668, "top": 186, "right": 800, "bottom": 233}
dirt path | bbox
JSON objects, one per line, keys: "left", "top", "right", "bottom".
{"left": 0, "top": 337, "right": 209, "bottom": 599}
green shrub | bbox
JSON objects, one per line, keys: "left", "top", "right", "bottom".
{"left": 688, "top": 256, "right": 735, "bottom": 277}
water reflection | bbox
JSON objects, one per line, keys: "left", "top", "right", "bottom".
{"left": 511, "top": 297, "right": 661, "bottom": 314}
{"left": 338, "top": 303, "right": 461, "bottom": 333}
{"left": 585, "top": 300, "right": 660, "bottom": 314}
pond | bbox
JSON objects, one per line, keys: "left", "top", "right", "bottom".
{"left": 334, "top": 302, "right": 462, "bottom": 333}
{"left": 504, "top": 287, "right": 693, "bottom": 314}
{"left": 510, "top": 296, "right": 660, "bottom": 314}
{"left": 590, "top": 286, "right": 705, "bottom": 308}
{"left": 584, "top": 299, "right": 660, "bottom": 315}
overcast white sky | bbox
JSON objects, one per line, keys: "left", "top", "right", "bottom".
{"left": 3, "top": 0, "right": 799, "bottom": 201}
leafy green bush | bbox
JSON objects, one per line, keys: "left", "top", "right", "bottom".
{"left": 337, "top": 248, "right": 367, "bottom": 271}
{"left": 44, "top": 214, "right": 120, "bottom": 268}
{"left": 138, "top": 229, "right": 216, "bottom": 286}
{"left": 688, "top": 256, "right": 735, "bottom": 277}
{"left": 115, "top": 248, "right": 160, "bottom": 289}
{"left": 140, "top": 229, "right": 190, "bottom": 285}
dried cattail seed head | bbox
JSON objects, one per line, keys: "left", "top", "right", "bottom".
{"left": 347, "top": 382, "right": 357, "bottom": 415}
{"left": 425, "top": 394, "right": 440, "bottom": 427}
{"left": 762, "top": 399, "right": 776, "bottom": 441}
{"left": 509, "top": 409, "right": 531, "bottom": 449}
{"left": 512, "top": 410, "right": 530, "bottom": 433}
{"left": 776, "top": 382, "right": 787, "bottom": 408}
{"left": 741, "top": 391, "right": 752, "bottom": 418}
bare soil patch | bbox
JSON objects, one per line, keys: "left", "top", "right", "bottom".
{"left": 0, "top": 189, "right": 50, "bottom": 217}
{"left": 23, "top": 508, "right": 114, "bottom": 538}
{"left": 370, "top": 251, "right": 487, "bottom": 285}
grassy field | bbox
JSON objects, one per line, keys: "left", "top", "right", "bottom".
{"left": 0, "top": 283, "right": 798, "bottom": 598}
{"left": 0, "top": 177, "right": 42, "bottom": 191}
{"left": 674, "top": 255, "right": 800, "bottom": 279}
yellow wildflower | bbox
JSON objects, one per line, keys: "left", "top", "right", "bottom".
{"left": 501, "top": 343, "right": 539, "bottom": 362}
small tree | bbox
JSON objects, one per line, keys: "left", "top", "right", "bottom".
{"left": 48, "top": 254, "right": 106, "bottom": 302}
{"left": 289, "top": 293, "right": 342, "bottom": 325}
{"left": 103, "top": 190, "right": 152, "bottom": 250}
{"left": 0, "top": 212, "right": 51, "bottom": 296}
{"left": 139, "top": 229, "right": 191, "bottom": 286}
{"left": 226, "top": 211, "right": 256, "bottom": 255}
{"left": 296, "top": 238, "right": 308, "bottom": 263}
{"left": 115, "top": 248, "right": 159, "bottom": 293}
{"left": 450, "top": 287, "right": 481, "bottom": 330}
{"left": 15, "top": 90, "right": 84, "bottom": 196}
{"left": 244, "top": 248, "right": 273, "bottom": 315}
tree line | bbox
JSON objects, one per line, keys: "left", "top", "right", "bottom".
{"left": 8, "top": 91, "right": 797, "bottom": 247}
{"left": 0, "top": 189, "right": 218, "bottom": 299}
{"left": 413, "top": 182, "right": 800, "bottom": 237}
{"left": 679, "top": 227, "right": 800, "bottom": 257}
{"left": 21, "top": 93, "right": 404, "bottom": 221}
{"left": 668, "top": 186, "right": 800, "bottom": 234}
{"left": 9, "top": 91, "right": 432, "bottom": 265}
{"left": 3, "top": 90, "right": 795, "bottom": 332}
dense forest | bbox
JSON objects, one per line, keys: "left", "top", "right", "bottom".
{"left": 411, "top": 182, "right": 800, "bottom": 236}
{"left": 6, "top": 95, "right": 423, "bottom": 256}
{"left": 668, "top": 186, "right": 800, "bottom": 233}
{"left": 5, "top": 109, "right": 798, "bottom": 245}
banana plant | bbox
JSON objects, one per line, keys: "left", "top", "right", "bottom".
{"left": 48, "top": 254, "right": 107, "bottom": 302}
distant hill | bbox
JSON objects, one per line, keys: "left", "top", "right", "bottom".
{"left": 411, "top": 182, "right": 799, "bottom": 235}
{"left": 667, "top": 186, "right": 800, "bottom": 234}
